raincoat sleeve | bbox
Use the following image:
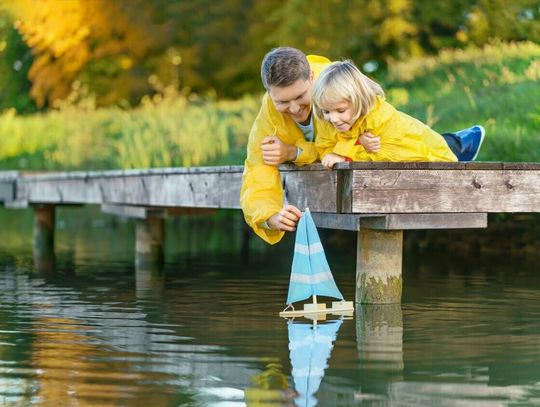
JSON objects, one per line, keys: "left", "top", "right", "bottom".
{"left": 240, "top": 97, "right": 286, "bottom": 244}
{"left": 294, "top": 138, "right": 318, "bottom": 166}
{"left": 315, "top": 121, "right": 363, "bottom": 160}
{"left": 315, "top": 121, "right": 338, "bottom": 160}
{"left": 333, "top": 139, "right": 363, "bottom": 159}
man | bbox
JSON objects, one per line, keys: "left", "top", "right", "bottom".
{"left": 240, "top": 47, "right": 329, "bottom": 244}
{"left": 240, "top": 47, "right": 485, "bottom": 245}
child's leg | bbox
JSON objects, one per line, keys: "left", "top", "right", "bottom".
{"left": 441, "top": 133, "right": 462, "bottom": 158}
{"left": 442, "top": 125, "right": 485, "bottom": 162}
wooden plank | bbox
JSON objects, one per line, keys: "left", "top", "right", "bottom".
{"left": 3, "top": 200, "right": 29, "bottom": 209}
{"left": 0, "top": 182, "right": 14, "bottom": 202}
{"left": 312, "top": 212, "right": 363, "bottom": 230}
{"left": 0, "top": 171, "right": 18, "bottom": 203}
{"left": 347, "top": 169, "right": 540, "bottom": 213}
{"left": 101, "top": 204, "right": 166, "bottom": 219}
{"left": 281, "top": 169, "right": 338, "bottom": 212}
{"left": 18, "top": 166, "right": 245, "bottom": 180}
{"left": 18, "top": 171, "right": 244, "bottom": 208}
{"left": 335, "top": 162, "right": 540, "bottom": 171}
{"left": 101, "top": 204, "right": 216, "bottom": 219}
{"left": 360, "top": 213, "right": 488, "bottom": 229}
{"left": 311, "top": 212, "right": 487, "bottom": 230}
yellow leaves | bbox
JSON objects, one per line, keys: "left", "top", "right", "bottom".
{"left": 6, "top": 0, "right": 161, "bottom": 107}
{"left": 387, "top": 0, "right": 413, "bottom": 14}
{"left": 118, "top": 56, "right": 133, "bottom": 70}
{"left": 379, "top": 17, "right": 417, "bottom": 45}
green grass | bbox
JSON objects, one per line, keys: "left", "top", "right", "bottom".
{"left": 384, "top": 41, "right": 540, "bottom": 162}
{"left": 0, "top": 41, "right": 538, "bottom": 171}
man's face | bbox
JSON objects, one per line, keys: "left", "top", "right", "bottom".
{"left": 268, "top": 76, "right": 313, "bottom": 124}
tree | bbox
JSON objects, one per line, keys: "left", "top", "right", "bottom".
{"left": 0, "top": 8, "right": 35, "bottom": 112}
{"left": 4, "top": 0, "right": 170, "bottom": 107}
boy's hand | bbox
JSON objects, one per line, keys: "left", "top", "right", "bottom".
{"left": 358, "top": 132, "right": 381, "bottom": 152}
{"left": 267, "top": 204, "right": 302, "bottom": 231}
{"left": 261, "top": 136, "right": 297, "bottom": 165}
{"left": 321, "top": 153, "right": 346, "bottom": 169}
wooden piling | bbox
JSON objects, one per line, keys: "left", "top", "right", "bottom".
{"left": 356, "top": 229, "right": 403, "bottom": 304}
{"left": 33, "top": 204, "right": 56, "bottom": 273}
{"left": 135, "top": 217, "right": 165, "bottom": 268}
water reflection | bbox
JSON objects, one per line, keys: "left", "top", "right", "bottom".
{"left": 355, "top": 304, "right": 404, "bottom": 403}
{"left": 1, "top": 209, "right": 540, "bottom": 406}
{"left": 287, "top": 318, "right": 344, "bottom": 407}
{"left": 135, "top": 262, "right": 165, "bottom": 300}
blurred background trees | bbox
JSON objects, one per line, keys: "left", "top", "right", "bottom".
{"left": 0, "top": 0, "right": 538, "bottom": 112}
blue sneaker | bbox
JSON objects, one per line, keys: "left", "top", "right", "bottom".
{"left": 453, "top": 125, "right": 486, "bottom": 161}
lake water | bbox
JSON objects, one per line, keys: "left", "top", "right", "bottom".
{"left": 1, "top": 208, "right": 539, "bottom": 406}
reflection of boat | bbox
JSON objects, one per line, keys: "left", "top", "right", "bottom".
{"left": 280, "top": 208, "right": 353, "bottom": 318}
{"left": 288, "top": 319, "right": 344, "bottom": 407}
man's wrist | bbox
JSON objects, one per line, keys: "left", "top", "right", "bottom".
{"left": 289, "top": 144, "right": 299, "bottom": 162}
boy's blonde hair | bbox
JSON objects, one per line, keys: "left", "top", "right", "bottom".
{"left": 313, "top": 60, "right": 384, "bottom": 121}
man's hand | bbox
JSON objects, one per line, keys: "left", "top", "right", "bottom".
{"left": 358, "top": 132, "right": 381, "bottom": 152}
{"left": 321, "top": 153, "right": 346, "bottom": 169}
{"left": 267, "top": 204, "right": 302, "bottom": 232}
{"left": 261, "top": 136, "right": 297, "bottom": 166}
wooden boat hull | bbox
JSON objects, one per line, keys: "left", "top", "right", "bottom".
{"left": 279, "top": 301, "right": 354, "bottom": 318}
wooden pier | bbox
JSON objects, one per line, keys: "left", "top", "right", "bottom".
{"left": 1, "top": 162, "right": 539, "bottom": 304}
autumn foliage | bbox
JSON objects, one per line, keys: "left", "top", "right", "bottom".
{"left": 1, "top": 0, "right": 539, "bottom": 109}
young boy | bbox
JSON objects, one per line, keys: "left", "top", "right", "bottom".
{"left": 312, "top": 60, "right": 485, "bottom": 168}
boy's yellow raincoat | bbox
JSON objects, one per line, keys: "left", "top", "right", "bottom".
{"left": 316, "top": 96, "right": 457, "bottom": 162}
{"left": 240, "top": 55, "right": 331, "bottom": 244}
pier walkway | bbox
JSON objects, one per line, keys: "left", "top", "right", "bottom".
{"left": 1, "top": 162, "right": 539, "bottom": 304}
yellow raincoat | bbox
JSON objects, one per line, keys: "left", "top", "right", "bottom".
{"left": 316, "top": 96, "right": 457, "bottom": 162}
{"left": 240, "top": 55, "right": 331, "bottom": 244}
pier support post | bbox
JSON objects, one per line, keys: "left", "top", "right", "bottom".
{"left": 136, "top": 216, "right": 165, "bottom": 269}
{"left": 33, "top": 204, "right": 56, "bottom": 273}
{"left": 356, "top": 229, "right": 403, "bottom": 304}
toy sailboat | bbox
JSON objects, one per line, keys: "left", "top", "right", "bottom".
{"left": 279, "top": 208, "right": 354, "bottom": 318}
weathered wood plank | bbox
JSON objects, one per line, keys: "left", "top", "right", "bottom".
{"left": 282, "top": 169, "right": 337, "bottom": 212}
{"left": 335, "top": 162, "right": 540, "bottom": 170}
{"left": 18, "top": 171, "right": 244, "bottom": 208}
{"left": 101, "top": 204, "right": 216, "bottom": 219}
{"left": 102, "top": 204, "right": 167, "bottom": 219}
{"left": 311, "top": 212, "right": 487, "bottom": 230}
{"left": 346, "top": 169, "right": 540, "bottom": 213}
{"left": 17, "top": 166, "right": 338, "bottom": 211}
{"left": 0, "top": 171, "right": 18, "bottom": 202}
{"left": 359, "top": 213, "right": 488, "bottom": 229}
{"left": 0, "top": 182, "right": 14, "bottom": 202}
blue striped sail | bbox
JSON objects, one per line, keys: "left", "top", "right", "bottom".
{"left": 286, "top": 208, "right": 344, "bottom": 305}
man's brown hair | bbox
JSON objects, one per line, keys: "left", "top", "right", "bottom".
{"left": 260, "top": 47, "right": 310, "bottom": 89}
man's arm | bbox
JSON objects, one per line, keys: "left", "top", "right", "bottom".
{"left": 261, "top": 136, "right": 298, "bottom": 166}
{"left": 240, "top": 97, "right": 290, "bottom": 244}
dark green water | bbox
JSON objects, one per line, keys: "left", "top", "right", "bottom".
{"left": 0, "top": 208, "right": 540, "bottom": 406}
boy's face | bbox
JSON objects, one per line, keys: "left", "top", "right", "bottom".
{"left": 319, "top": 100, "right": 355, "bottom": 132}
{"left": 268, "top": 75, "right": 313, "bottom": 124}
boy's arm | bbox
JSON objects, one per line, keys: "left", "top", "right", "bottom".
{"left": 315, "top": 122, "right": 339, "bottom": 160}
{"left": 333, "top": 139, "right": 362, "bottom": 158}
